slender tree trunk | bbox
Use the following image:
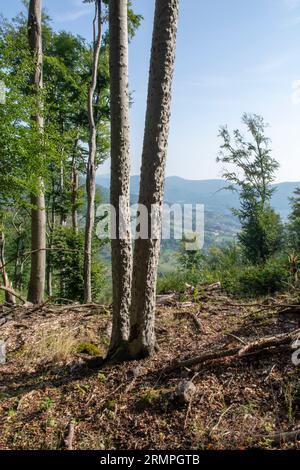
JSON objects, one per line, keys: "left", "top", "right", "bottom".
{"left": 0, "top": 231, "right": 15, "bottom": 305}
{"left": 46, "top": 182, "right": 55, "bottom": 297}
{"left": 71, "top": 139, "right": 79, "bottom": 234}
{"left": 128, "top": 0, "right": 179, "bottom": 359}
{"left": 84, "top": 0, "right": 102, "bottom": 303}
{"left": 14, "top": 235, "right": 24, "bottom": 291}
{"left": 108, "top": 0, "right": 132, "bottom": 357}
{"left": 27, "top": 0, "right": 46, "bottom": 305}
{"left": 60, "top": 160, "right": 67, "bottom": 227}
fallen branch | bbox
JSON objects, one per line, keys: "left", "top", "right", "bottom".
{"left": 237, "top": 330, "right": 300, "bottom": 356}
{"left": 0, "top": 285, "right": 26, "bottom": 304}
{"left": 270, "top": 428, "right": 300, "bottom": 445}
{"left": 156, "top": 293, "right": 176, "bottom": 306}
{"left": 165, "top": 329, "right": 300, "bottom": 372}
{"left": 178, "top": 311, "right": 205, "bottom": 334}
{"left": 64, "top": 422, "right": 75, "bottom": 450}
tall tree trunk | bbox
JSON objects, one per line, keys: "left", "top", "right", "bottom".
{"left": 46, "top": 180, "right": 55, "bottom": 297}
{"left": 0, "top": 231, "right": 15, "bottom": 305}
{"left": 128, "top": 0, "right": 179, "bottom": 359}
{"left": 108, "top": 0, "right": 132, "bottom": 357}
{"left": 27, "top": 0, "right": 46, "bottom": 305}
{"left": 71, "top": 138, "right": 79, "bottom": 234}
{"left": 84, "top": 0, "right": 102, "bottom": 303}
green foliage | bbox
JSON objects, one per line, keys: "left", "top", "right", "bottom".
{"left": 158, "top": 242, "right": 289, "bottom": 297}
{"left": 233, "top": 256, "right": 288, "bottom": 296}
{"left": 77, "top": 341, "right": 100, "bottom": 356}
{"left": 239, "top": 206, "right": 283, "bottom": 264}
{"left": 288, "top": 187, "right": 300, "bottom": 252}
{"left": 51, "top": 226, "right": 104, "bottom": 302}
{"left": 218, "top": 114, "right": 283, "bottom": 264}
{"left": 178, "top": 243, "right": 205, "bottom": 272}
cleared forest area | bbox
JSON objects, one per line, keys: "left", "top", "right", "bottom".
{"left": 1, "top": 285, "right": 300, "bottom": 450}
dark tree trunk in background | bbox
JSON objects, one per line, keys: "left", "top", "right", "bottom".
{"left": 27, "top": 0, "right": 46, "bottom": 305}
{"left": 128, "top": 0, "right": 179, "bottom": 359}
{"left": 108, "top": 0, "right": 132, "bottom": 358}
{"left": 0, "top": 231, "right": 15, "bottom": 305}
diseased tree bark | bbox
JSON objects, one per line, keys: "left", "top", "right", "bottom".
{"left": 128, "top": 0, "right": 179, "bottom": 359}
{"left": 84, "top": 0, "right": 102, "bottom": 303}
{"left": 108, "top": 0, "right": 132, "bottom": 357}
{"left": 27, "top": 0, "right": 46, "bottom": 305}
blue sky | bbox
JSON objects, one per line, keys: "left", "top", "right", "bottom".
{"left": 2, "top": 0, "right": 300, "bottom": 182}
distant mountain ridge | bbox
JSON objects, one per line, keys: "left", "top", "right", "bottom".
{"left": 96, "top": 175, "right": 299, "bottom": 221}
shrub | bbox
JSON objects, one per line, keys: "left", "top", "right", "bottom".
{"left": 236, "top": 256, "right": 288, "bottom": 296}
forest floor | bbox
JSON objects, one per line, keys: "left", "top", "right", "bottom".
{"left": 0, "top": 287, "right": 300, "bottom": 450}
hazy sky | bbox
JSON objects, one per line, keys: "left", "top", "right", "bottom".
{"left": 2, "top": 0, "right": 300, "bottom": 182}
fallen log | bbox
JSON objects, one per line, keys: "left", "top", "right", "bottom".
{"left": 165, "top": 329, "right": 300, "bottom": 372}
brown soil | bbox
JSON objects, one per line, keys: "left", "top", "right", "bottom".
{"left": 0, "top": 290, "right": 300, "bottom": 450}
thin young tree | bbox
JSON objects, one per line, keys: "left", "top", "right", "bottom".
{"left": 108, "top": 0, "right": 132, "bottom": 355}
{"left": 128, "top": 0, "right": 179, "bottom": 359}
{"left": 218, "top": 114, "right": 282, "bottom": 264}
{"left": 27, "top": 0, "right": 46, "bottom": 304}
{"left": 84, "top": 0, "right": 102, "bottom": 303}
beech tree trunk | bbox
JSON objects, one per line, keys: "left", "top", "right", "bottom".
{"left": 27, "top": 0, "right": 46, "bottom": 305}
{"left": 108, "top": 0, "right": 132, "bottom": 357}
{"left": 128, "top": 0, "right": 179, "bottom": 359}
{"left": 84, "top": 0, "right": 102, "bottom": 303}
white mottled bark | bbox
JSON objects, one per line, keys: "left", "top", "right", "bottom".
{"left": 108, "top": 0, "right": 132, "bottom": 356}
{"left": 128, "top": 0, "right": 179, "bottom": 358}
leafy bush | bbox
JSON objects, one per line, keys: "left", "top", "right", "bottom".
{"left": 234, "top": 256, "right": 288, "bottom": 296}
{"left": 158, "top": 243, "right": 290, "bottom": 297}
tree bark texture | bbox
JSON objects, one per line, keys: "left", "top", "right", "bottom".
{"left": 108, "top": 0, "right": 132, "bottom": 356}
{"left": 27, "top": 0, "right": 46, "bottom": 305}
{"left": 128, "top": 0, "right": 179, "bottom": 358}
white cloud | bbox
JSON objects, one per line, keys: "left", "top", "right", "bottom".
{"left": 54, "top": 9, "right": 90, "bottom": 23}
{"left": 53, "top": 0, "right": 94, "bottom": 23}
